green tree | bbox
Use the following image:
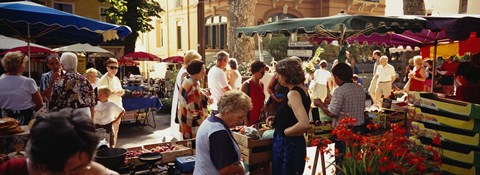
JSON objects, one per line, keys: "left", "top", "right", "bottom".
{"left": 99, "top": 0, "right": 163, "bottom": 54}
{"left": 263, "top": 36, "right": 288, "bottom": 61}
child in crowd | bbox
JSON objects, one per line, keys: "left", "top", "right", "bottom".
{"left": 94, "top": 86, "right": 125, "bottom": 147}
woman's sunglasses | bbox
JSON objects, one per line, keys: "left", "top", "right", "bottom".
{"left": 108, "top": 66, "right": 119, "bottom": 70}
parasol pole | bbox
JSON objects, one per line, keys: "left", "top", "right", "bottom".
{"left": 431, "top": 32, "right": 439, "bottom": 93}
{"left": 27, "top": 24, "right": 31, "bottom": 77}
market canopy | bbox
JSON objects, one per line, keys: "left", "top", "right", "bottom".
{"left": 0, "top": 46, "right": 53, "bottom": 56}
{"left": 0, "top": 1, "right": 131, "bottom": 45}
{"left": 0, "top": 35, "right": 50, "bottom": 50}
{"left": 162, "top": 56, "right": 184, "bottom": 63}
{"left": 53, "top": 43, "right": 112, "bottom": 53}
{"left": 237, "top": 15, "right": 427, "bottom": 42}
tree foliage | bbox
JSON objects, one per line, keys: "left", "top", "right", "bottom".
{"left": 99, "top": 0, "right": 163, "bottom": 54}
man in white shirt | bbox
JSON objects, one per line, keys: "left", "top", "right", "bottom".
{"left": 368, "top": 50, "right": 381, "bottom": 101}
{"left": 312, "top": 60, "right": 332, "bottom": 102}
{"left": 207, "top": 51, "right": 231, "bottom": 114}
{"left": 374, "top": 56, "right": 396, "bottom": 106}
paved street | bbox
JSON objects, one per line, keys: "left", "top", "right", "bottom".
{"left": 116, "top": 112, "right": 174, "bottom": 149}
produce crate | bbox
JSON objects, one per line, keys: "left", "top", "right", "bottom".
{"left": 125, "top": 142, "right": 193, "bottom": 165}
{"left": 143, "top": 142, "right": 193, "bottom": 164}
{"left": 232, "top": 131, "right": 273, "bottom": 166}
{"left": 306, "top": 124, "right": 332, "bottom": 146}
{"left": 408, "top": 92, "right": 480, "bottom": 119}
{"left": 367, "top": 109, "right": 406, "bottom": 129}
{"left": 408, "top": 106, "right": 480, "bottom": 132}
{"left": 410, "top": 121, "right": 480, "bottom": 148}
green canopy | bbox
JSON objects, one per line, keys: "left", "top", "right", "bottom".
{"left": 237, "top": 15, "right": 427, "bottom": 62}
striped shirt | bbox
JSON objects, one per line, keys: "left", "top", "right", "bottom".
{"left": 328, "top": 82, "right": 366, "bottom": 126}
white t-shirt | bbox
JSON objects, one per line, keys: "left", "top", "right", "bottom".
{"left": 207, "top": 66, "right": 228, "bottom": 111}
{"left": 98, "top": 75, "right": 123, "bottom": 107}
{"left": 94, "top": 100, "right": 124, "bottom": 125}
{"left": 0, "top": 75, "right": 38, "bottom": 110}
{"left": 376, "top": 64, "right": 396, "bottom": 82}
{"left": 313, "top": 69, "right": 332, "bottom": 85}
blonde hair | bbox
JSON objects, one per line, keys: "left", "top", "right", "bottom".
{"left": 218, "top": 91, "right": 253, "bottom": 116}
{"left": 413, "top": 55, "right": 423, "bottom": 66}
{"left": 85, "top": 68, "right": 98, "bottom": 76}
{"left": 1, "top": 51, "right": 26, "bottom": 73}
{"left": 184, "top": 50, "right": 202, "bottom": 65}
{"left": 97, "top": 85, "right": 111, "bottom": 97}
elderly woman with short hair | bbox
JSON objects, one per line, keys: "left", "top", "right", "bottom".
{"left": 194, "top": 91, "right": 252, "bottom": 175}
{"left": 0, "top": 51, "right": 43, "bottom": 125}
{"left": 48, "top": 52, "right": 96, "bottom": 119}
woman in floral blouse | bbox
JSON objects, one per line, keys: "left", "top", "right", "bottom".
{"left": 178, "top": 59, "right": 211, "bottom": 139}
{"left": 48, "top": 52, "right": 96, "bottom": 119}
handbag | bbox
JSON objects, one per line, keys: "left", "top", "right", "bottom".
{"left": 404, "top": 78, "right": 411, "bottom": 92}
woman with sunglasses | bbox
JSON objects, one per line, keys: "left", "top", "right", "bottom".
{"left": 0, "top": 51, "right": 43, "bottom": 125}
{"left": 0, "top": 108, "right": 119, "bottom": 175}
{"left": 98, "top": 58, "right": 124, "bottom": 147}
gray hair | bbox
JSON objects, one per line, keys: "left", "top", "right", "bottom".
{"left": 60, "top": 52, "right": 77, "bottom": 71}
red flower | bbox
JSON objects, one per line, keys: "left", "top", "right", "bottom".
{"left": 432, "top": 134, "right": 442, "bottom": 145}
{"left": 311, "top": 139, "right": 320, "bottom": 146}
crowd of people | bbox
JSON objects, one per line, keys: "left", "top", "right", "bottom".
{"left": 1, "top": 47, "right": 479, "bottom": 174}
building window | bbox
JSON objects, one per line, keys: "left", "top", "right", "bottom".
{"left": 176, "top": 21, "right": 182, "bottom": 50}
{"left": 175, "top": 0, "right": 182, "bottom": 8}
{"left": 53, "top": 2, "right": 74, "bottom": 14}
{"left": 267, "top": 13, "right": 297, "bottom": 23}
{"left": 459, "top": 0, "right": 468, "bottom": 13}
{"left": 156, "top": 20, "right": 163, "bottom": 48}
{"left": 205, "top": 15, "right": 227, "bottom": 50}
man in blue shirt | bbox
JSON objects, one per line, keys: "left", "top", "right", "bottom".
{"left": 40, "top": 54, "right": 61, "bottom": 99}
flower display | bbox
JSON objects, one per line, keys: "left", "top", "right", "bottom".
{"left": 311, "top": 117, "right": 443, "bottom": 175}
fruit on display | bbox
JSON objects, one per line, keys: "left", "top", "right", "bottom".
{"left": 149, "top": 144, "right": 180, "bottom": 153}
{"left": 126, "top": 149, "right": 150, "bottom": 159}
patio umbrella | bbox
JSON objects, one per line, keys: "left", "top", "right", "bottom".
{"left": 122, "top": 51, "right": 161, "bottom": 61}
{"left": 0, "top": 35, "right": 50, "bottom": 50}
{"left": 0, "top": 46, "right": 53, "bottom": 55}
{"left": 52, "top": 43, "right": 112, "bottom": 53}
{"left": 0, "top": 1, "right": 131, "bottom": 76}
{"left": 162, "top": 56, "right": 184, "bottom": 63}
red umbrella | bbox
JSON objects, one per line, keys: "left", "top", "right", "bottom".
{"left": 163, "top": 56, "right": 184, "bottom": 63}
{"left": 122, "top": 51, "right": 160, "bottom": 61}
{"left": 118, "top": 58, "right": 139, "bottom": 66}
{"left": 0, "top": 46, "right": 53, "bottom": 55}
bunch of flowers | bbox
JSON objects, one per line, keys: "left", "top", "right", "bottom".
{"left": 312, "top": 117, "right": 443, "bottom": 175}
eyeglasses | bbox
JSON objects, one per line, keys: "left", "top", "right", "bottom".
{"left": 108, "top": 66, "right": 119, "bottom": 70}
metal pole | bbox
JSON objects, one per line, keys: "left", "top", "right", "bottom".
{"left": 27, "top": 24, "right": 31, "bottom": 77}
{"left": 197, "top": 0, "right": 205, "bottom": 62}
{"left": 431, "top": 32, "right": 439, "bottom": 93}
{"left": 257, "top": 34, "right": 263, "bottom": 61}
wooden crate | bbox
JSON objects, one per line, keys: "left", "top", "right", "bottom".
{"left": 232, "top": 132, "right": 273, "bottom": 166}
{"left": 143, "top": 143, "right": 193, "bottom": 164}
{"left": 126, "top": 142, "right": 193, "bottom": 165}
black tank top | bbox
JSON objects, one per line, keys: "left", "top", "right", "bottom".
{"left": 274, "top": 86, "right": 311, "bottom": 134}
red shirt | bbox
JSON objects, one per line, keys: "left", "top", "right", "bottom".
{"left": 0, "top": 158, "right": 28, "bottom": 175}
{"left": 247, "top": 80, "right": 265, "bottom": 125}
{"left": 440, "top": 60, "right": 459, "bottom": 76}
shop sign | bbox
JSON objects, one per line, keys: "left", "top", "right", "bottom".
{"left": 287, "top": 49, "right": 313, "bottom": 57}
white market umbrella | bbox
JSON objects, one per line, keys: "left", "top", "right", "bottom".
{"left": 0, "top": 35, "right": 50, "bottom": 50}
{"left": 53, "top": 43, "right": 112, "bottom": 53}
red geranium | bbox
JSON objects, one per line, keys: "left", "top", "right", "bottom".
{"left": 311, "top": 117, "right": 443, "bottom": 175}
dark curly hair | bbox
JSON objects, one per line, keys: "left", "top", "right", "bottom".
{"left": 26, "top": 108, "right": 99, "bottom": 172}
{"left": 275, "top": 57, "right": 305, "bottom": 85}
{"left": 250, "top": 60, "right": 266, "bottom": 74}
{"left": 187, "top": 59, "right": 204, "bottom": 75}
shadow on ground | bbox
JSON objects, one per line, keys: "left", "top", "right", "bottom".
{"left": 116, "top": 112, "right": 174, "bottom": 148}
